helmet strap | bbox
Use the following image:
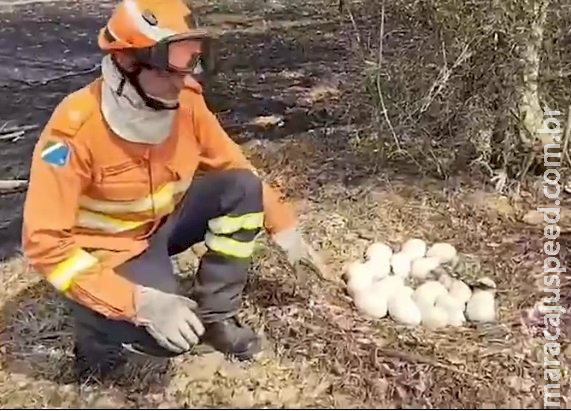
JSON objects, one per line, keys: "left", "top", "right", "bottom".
{"left": 111, "top": 55, "right": 179, "bottom": 111}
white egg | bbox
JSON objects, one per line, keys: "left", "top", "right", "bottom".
{"left": 477, "top": 276, "right": 497, "bottom": 289}
{"left": 401, "top": 238, "right": 427, "bottom": 260}
{"left": 371, "top": 275, "right": 405, "bottom": 300}
{"left": 388, "top": 294, "right": 422, "bottom": 326}
{"left": 365, "top": 242, "right": 393, "bottom": 262}
{"left": 392, "top": 286, "right": 415, "bottom": 301}
{"left": 448, "top": 279, "right": 472, "bottom": 304}
{"left": 466, "top": 290, "right": 496, "bottom": 323}
{"left": 410, "top": 256, "right": 440, "bottom": 280}
{"left": 435, "top": 293, "right": 465, "bottom": 327}
{"left": 415, "top": 294, "right": 435, "bottom": 316}
{"left": 438, "top": 273, "right": 454, "bottom": 289}
{"left": 362, "top": 258, "right": 391, "bottom": 281}
{"left": 347, "top": 276, "right": 374, "bottom": 298}
{"left": 426, "top": 242, "right": 457, "bottom": 264}
{"left": 400, "top": 286, "right": 414, "bottom": 298}
{"left": 353, "top": 290, "right": 388, "bottom": 318}
{"left": 343, "top": 260, "right": 365, "bottom": 281}
{"left": 435, "top": 293, "right": 464, "bottom": 312}
{"left": 344, "top": 261, "right": 374, "bottom": 297}
{"left": 447, "top": 309, "right": 466, "bottom": 326}
{"left": 413, "top": 281, "right": 448, "bottom": 305}
{"left": 421, "top": 306, "right": 449, "bottom": 329}
{"left": 390, "top": 252, "right": 412, "bottom": 278}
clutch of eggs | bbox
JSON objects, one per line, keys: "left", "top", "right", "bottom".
{"left": 343, "top": 238, "right": 496, "bottom": 327}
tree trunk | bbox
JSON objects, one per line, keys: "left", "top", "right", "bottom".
{"left": 519, "top": 0, "right": 551, "bottom": 148}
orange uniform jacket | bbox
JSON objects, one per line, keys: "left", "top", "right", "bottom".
{"left": 22, "top": 78, "right": 297, "bottom": 322}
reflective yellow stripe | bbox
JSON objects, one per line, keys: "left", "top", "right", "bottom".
{"left": 76, "top": 210, "right": 147, "bottom": 233}
{"left": 47, "top": 248, "right": 98, "bottom": 292}
{"left": 208, "top": 212, "right": 264, "bottom": 234}
{"left": 204, "top": 232, "right": 256, "bottom": 258}
{"left": 79, "top": 180, "right": 190, "bottom": 215}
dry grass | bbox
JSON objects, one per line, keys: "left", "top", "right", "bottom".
{"left": 1, "top": 134, "right": 569, "bottom": 407}
{"left": 241, "top": 134, "right": 570, "bottom": 408}
{"left": 1, "top": 0, "right": 570, "bottom": 407}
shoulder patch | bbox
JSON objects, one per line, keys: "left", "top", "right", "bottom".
{"left": 41, "top": 140, "right": 71, "bottom": 167}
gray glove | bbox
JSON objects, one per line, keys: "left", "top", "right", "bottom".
{"left": 272, "top": 225, "right": 329, "bottom": 280}
{"left": 134, "top": 285, "right": 205, "bottom": 354}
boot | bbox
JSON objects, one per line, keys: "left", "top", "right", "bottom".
{"left": 201, "top": 317, "right": 261, "bottom": 361}
{"left": 73, "top": 332, "right": 126, "bottom": 380}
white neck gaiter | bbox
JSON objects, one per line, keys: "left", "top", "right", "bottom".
{"left": 100, "top": 55, "right": 176, "bottom": 145}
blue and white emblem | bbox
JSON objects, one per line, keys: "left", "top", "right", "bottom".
{"left": 41, "top": 140, "right": 70, "bottom": 167}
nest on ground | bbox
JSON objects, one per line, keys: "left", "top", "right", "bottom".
{"left": 243, "top": 239, "right": 544, "bottom": 408}
{"left": 239, "top": 135, "right": 562, "bottom": 408}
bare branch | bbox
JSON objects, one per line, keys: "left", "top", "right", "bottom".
{"left": 14, "top": 66, "right": 99, "bottom": 87}
{"left": 0, "top": 124, "right": 38, "bottom": 135}
{"left": 0, "top": 124, "right": 39, "bottom": 142}
{"left": 0, "top": 0, "right": 68, "bottom": 5}
{"left": 345, "top": 3, "right": 364, "bottom": 59}
{"left": 417, "top": 41, "right": 472, "bottom": 116}
{"left": 375, "top": 1, "right": 400, "bottom": 151}
{"left": 0, "top": 180, "right": 28, "bottom": 192}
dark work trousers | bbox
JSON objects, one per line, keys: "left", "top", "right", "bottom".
{"left": 69, "top": 169, "right": 264, "bottom": 358}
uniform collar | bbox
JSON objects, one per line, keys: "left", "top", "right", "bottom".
{"left": 100, "top": 55, "right": 176, "bottom": 145}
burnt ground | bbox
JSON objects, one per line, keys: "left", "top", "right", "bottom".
{"left": 0, "top": 0, "right": 570, "bottom": 408}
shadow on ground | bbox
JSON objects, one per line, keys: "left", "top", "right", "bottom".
{"left": 0, "top": 257, "right": 311, "bottom": 406}
{"left": 0, "top": 280, "right": 76, "bottom": 384}
{"left": 0, "top": 279, "right": 171, "bottom": 387}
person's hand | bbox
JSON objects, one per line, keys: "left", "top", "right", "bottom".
{"left": 134, "top": 286, "right": 205, "bottom": 354}
{"left": 272, "top": 225, "right": 329, "bottom": 281}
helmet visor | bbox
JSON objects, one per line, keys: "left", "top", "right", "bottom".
{"left": 167, "top": 37, "right": 209, "bottom": 74}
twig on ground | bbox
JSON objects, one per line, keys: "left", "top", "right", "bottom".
{"left": 0, "top": 180, "right": 28, "bottom": 192}
{"left": 379, "top": 348, "right": 486, "bottom": 381}
{"left": 345, "top": 4, "right": 364, "bottom": 59}
{"left": 0, "top": 0, "right": 66, "bottom": 5}
{"left": 0, "top": 131, "right": 26, "bottom": 142}
{"left": 0, "top": 124, "right": 39, "bottom": 135}
{"left": 375, "top": 1, "right": 400, "bottom": 151}
{"left": 15, "top": 66, "right": 99, "bottom": 87}
{"left": 0, "top": 124, "right": 39, "bottom": 142}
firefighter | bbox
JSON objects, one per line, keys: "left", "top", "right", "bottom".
{"left": 21, "top": 0, "right": 326, "bottom": 376}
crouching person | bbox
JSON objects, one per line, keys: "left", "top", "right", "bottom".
{"left": 21, "top": 0, "right": 325, "bottom": 377}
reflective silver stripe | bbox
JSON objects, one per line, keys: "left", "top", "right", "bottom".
{"left": 76, "top": 210, "right": 145, "bottom": 233}
{"left": 79, "top": 180, "right": 190, "bottom": 215}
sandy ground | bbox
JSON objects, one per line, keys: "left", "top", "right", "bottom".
{"left": 0, "top": 0, "right": 570, "bottom": 407}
